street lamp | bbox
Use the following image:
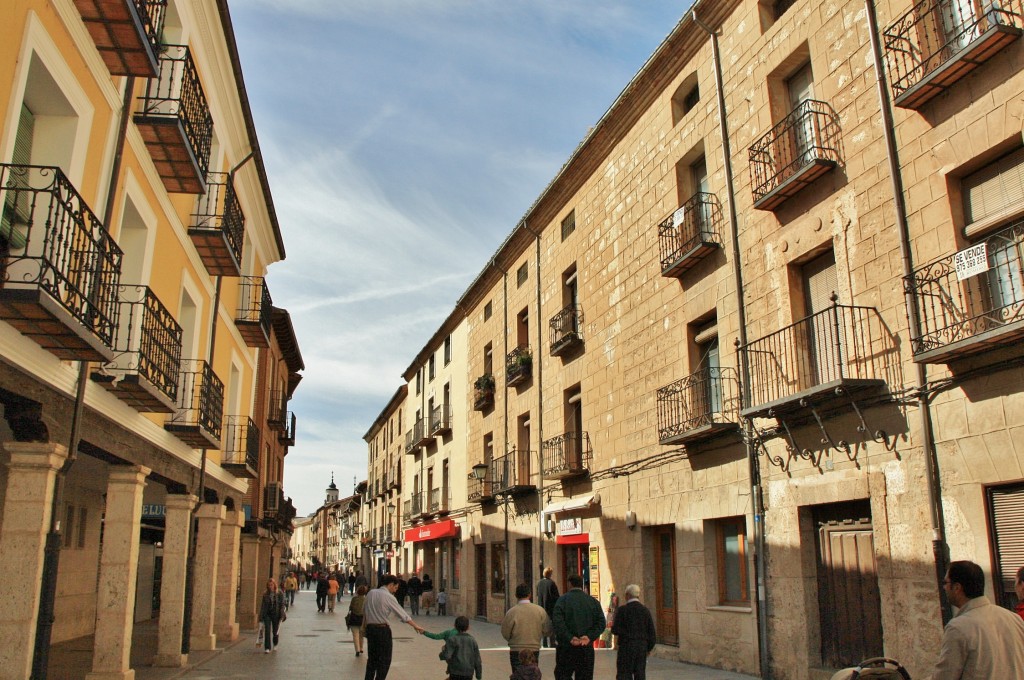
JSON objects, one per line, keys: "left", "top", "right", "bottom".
{"left": 471, "top": 460, "right": 511, "bottom": 612}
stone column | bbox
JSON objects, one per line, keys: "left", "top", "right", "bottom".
{"left": 189, "top": 504, "right": 223, "bottom": 651}
{"left": 0, "top": 442, "right": 68, "bottom": 680}
{"left": 152, "top": 494, "right": 196, "bottom": 668}
{"left": 214, "top": 509, "right": 244, "bottom": 642}
{"left": 87, "top": 465, "right": 151, "bottom": 680}
{"left": 237, "top": 533, "right": 261, "bottom": 630}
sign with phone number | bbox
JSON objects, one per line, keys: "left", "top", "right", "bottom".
{"left": 954, "top": 243, "right": 989, "bottom": 281}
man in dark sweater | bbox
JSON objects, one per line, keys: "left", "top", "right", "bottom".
{"left": 611, "top": 584, "right": 657, "bottom": 680}
{"left": 536, "top": 567, "right": 560, "bottom": 647}
{"left": 552, "top": 575, "right": 605, "bottom": 680}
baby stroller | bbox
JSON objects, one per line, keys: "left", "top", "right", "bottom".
{"left": 828, "top": 657, "right": 911, "bottom": 680}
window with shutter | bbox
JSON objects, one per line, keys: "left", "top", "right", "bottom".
{"left": 964, "top": 146, "right": 1024, "bottom": 225}
{"left": 987, "top": 483, "right": 1024, "bottom": 610}
{"left": 1, "top": 105, "right": 35, "bottom": 249}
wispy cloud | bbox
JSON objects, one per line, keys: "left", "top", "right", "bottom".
{"left": 232, "top": 2, "right": 691, "bottom": 515}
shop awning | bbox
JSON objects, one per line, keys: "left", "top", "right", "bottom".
{"left": 542, "top": 494, "right": 600, "bottom": 515}
{"left": 403, "top": 518, "right": 458, "bottom": 543}
{"left": 556, "top": 533, "right": 590, "bottom": 545}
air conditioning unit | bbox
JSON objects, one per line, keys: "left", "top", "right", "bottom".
{"left": 265, "top": 482, "right": 282, "bottom": 514}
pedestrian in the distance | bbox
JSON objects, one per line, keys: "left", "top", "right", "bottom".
{"left": 421, "top": 573, "right": 435, "bottom": 614}
{"left": 395, "top": 573, "right": 408, "bottom": 610}
{"left": 355, "top": 570, "right": 369, "bottom": 592}
{"left": 611, "top": 584, "right": 656, "bottom": 680}
{"left": 439, "top": 615, "right": 482, "bottom": 680}
{"left": 363, "top": 575, "right": 426, "bottom": 680}
{"left": 283, "top": 572, "right": 298, "bottom": 607}
{"left": 437, "top": 588, "right": 448, "bottom": 615}
{"left": 316, "top": 572, "right": 329, "bottom": 612}
{"left": 536, "top": 567, "right": 560, "bottom": 648}
{"left": 552, "top": 574, "right": 605, "bottom": 680}
{"left": 258, "top": 578, "right": 287, "bottom": 653}
{"left": 407, "top": 572, "right": 422, "bottom": 615}
{"left": 349, "top": 571, "right": 357, "bottom": 596}
{"left": 348, "top": 584, "right": 367, "bottom": 656}
{"left": 328, "top": 572, "right": 340, "bottom": 613}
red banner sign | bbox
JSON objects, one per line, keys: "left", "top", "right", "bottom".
{"left": 403, "top": 519, "right": 458, "bottom": 543}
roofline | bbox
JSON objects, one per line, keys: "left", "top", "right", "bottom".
{"left": 362, "top": 385, "right": 408, "bottom": 440}
{"left": 216, "top": 0, "right": 287, "bottom": 260}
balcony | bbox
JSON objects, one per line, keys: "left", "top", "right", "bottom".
{"left": 403, "top": 500, "right": 413, "bottom": 526}
{"left": 884, "top": 0, "right": 1023, "bottom": 110}
{"left": 506, "top": 345, "right": 533, "bottom": 387}
{"left": 467, "top": 476, "right": 494, "bottom": 503}
{"left": 92, "top": 285, "right": 181, "bottom": 413}
{"left": 749, "top": 99, "right": 840, "bottom": 211}
{"left": 550, "top": 304, "right": 584, "bottom": 356}
{"left": 657, "top": 367, "right": 741, "bottom": 446}
{"left": 658, "top": 192, "right": 724, "bottom": 277}
{"left": 134, "top": 45, "right": 212, "bottom": 194}
{"left": 430, "top": 402, "right": 452, "bottom": 436}
{"left": 164, "top": 359, "right": 223, "bottom": 448}
{"left": 221, "top": 415, "right": 259, "bottom": 478}
{"left": 279, "top": 411, "right": 296, "bottom": 446}
{"left": 907, "top": 219, "right": 1024, "bottom": 363}
{"left": 73, "top": 0, "right": 166, "bottom": 76}
{"left": 473, "top": 374, "right": 495, "bottom": 411}
{"left": 411, "top": 492, "right": 427, "bottom": 518}
{"left": 415, "top": 416, "right": 433, "bottom": 447}
{"left": 235, "top": 277, "right": 271, "bottom": 347}
{"left": 189, "top": 172, "right": 244, "bottom": 276}
{"left": 492, "top": 449, "right": 535, "bottom": 495}
{"left": 430, "top": 487, "right": 451, "bottom": 514}
{"left": 542, "top": 432, "right": 592, "bottom": 480}
{"left": 0, "top": 164, "right": 121, "bottom": 361}
{"left": 739, "top": 301, "right": 897, "bottom": 419}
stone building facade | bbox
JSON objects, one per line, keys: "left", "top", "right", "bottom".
{"left": 0, "top": 1, "right": 300, "bottom": 677}
{"left": 361, "top": 0, "right": 1024, "bottom": 678}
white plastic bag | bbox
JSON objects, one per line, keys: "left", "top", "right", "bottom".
{"left": 255, "top": 623, "right": 264, "bottom": 648}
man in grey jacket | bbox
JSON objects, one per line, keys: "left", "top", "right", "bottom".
{"left": 501, "top": 584, "right": 554, "bottom": 673}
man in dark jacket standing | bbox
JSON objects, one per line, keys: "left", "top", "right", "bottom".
{"left": 407, "top": 573, "right": 422, "bottom": 615}
{"left": 552, "top": 575, "right": 605, "bottom": 680}
{"left": 535, "top": 567, "right": 559, "bottom": 647}
{"left": 315, "top": 573, "right": 329, "bottom": 612}
{"left": 611, "top": 584, "right": 656, "bottom": 680}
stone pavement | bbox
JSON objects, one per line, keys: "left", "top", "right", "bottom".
{"left": 124, "top": 589, "right": 757, "bottom": 680}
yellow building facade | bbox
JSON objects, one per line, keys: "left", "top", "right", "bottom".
{"left": 0, "top": 1, "right": 299, "bottom": 677}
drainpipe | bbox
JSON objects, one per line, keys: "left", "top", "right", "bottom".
{"left": 690, "top": 8, "right": 769, "bottom": 677}
{"left": 32, "top": 74, "right": 135, "bottom": 679}
{"left": 864, "top": 0, "right": 950, "bottom": 624}
{"left": 502, "top": 261, "right": 511, "bottom": 614}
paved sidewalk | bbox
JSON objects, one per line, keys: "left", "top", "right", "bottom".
{"left": 135, "top": 589, "right": 757, "bottom": 680}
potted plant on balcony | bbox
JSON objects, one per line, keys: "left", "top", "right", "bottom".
{"left": 474, "top": 373, "right": 495, "bottom": 392}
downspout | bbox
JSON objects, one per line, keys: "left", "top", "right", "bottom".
{"left": 691, "top": 8, "right": 769, "bottom": 677}
{"left": 502, "top": 260, "right": 511, "bottom": 613}
{"left": 32, "top": 74, "right": 135, "bottom": 679}
{"left": 864, "top": 0, "right": 950, "bottom": 623}
{"left": 183, "top": 150, "right": 254, "bottom": 652}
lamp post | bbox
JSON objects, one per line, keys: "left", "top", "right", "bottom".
{"left": 471, "top": 461, "right": 511, "bottom": 612}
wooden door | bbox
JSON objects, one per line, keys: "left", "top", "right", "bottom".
{"left": 653, "top": 526, "right": 678, "bottom": 645}
{"left": 475, "top": 545, "right": 487, "bottom": 616}
{"left": 815, "top": 502, "right": 883, "bottom": 668}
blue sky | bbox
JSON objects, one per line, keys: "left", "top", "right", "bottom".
{"left": 230, "top": 1, "right": 693, "bottom": 515}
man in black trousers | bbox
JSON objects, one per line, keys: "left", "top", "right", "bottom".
{"left": 552, "top": 574, "right": 605, "bottom": 680}
{"left": 610, "top": 584, "right": 657, "bottom": 680}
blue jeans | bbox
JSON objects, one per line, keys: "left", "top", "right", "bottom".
{"left": 261, "top": 615, "right": 280, "bottom": 650}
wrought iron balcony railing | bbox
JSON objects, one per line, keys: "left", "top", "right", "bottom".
{"left": 189, "top": 172, "right": 245, "bottom": 276}
{"left": 403, "top": 500, "right": 412, "bottom": 526}
{"left": 550, "top": 304, "right": 584, "bottom": 356}
{"left": 134, "top": 45, "right": 213, "bottom": 194}
{"left": 749, "top": 99, "right": 840, "bottom": 210}
{"left": 73, "top": 0, "right": 167, "bottom": 76}
{"left": 279, "top": 411, "right": 296, "bottom": 446}
{"left": 267, "top": 389, "right": 285, "bottom": 430}
{"left": 884, "top": 0, "right": 1023, "bottom": 109}
{"left": 430, "top": 402, "right": 452, "bottom": 436}
{"left": 93, "top": 284, "right": 181, "bottom": 413}
{"left": 415, "top": 416, "right": 433, "bottom": 447}
{"left": 411, "top": 492, "right": 426, "bottom": 517}
{"left": 506, "top": 345, "right": 533, "bottom": 387}
{"left": 739, "top": 301, "right": 898, "bottom": 418}
{"left": 473, "top": 373, "right": 495, "bottom": 411}
{"left": 164, "top": 359, "right": 224, "bottom": 448}
{"left": 907, "top": 219, "right": 1024, "bottom": 362}
{"left": 657, "top": 367, "right": 741, "bottom": 446}
{"left": 235, "top": 276, "right": 272, "bottom": 347}
{"left": 0, "top": 163, "right": 122, "bottom": 361}
{"left": 467, "top": 475, "right": 493, "bottom": 503}
{"left": 542, "top": 432, "right": 592, "bottom": 480}
{"left": 221, "top": 415, "right": 259, "bottom": 478}
{"left": 492, "top": 449, "right": 534, "bottom": 495}
{"left": 658, "top": 192, "right": 723, "bottom": 277}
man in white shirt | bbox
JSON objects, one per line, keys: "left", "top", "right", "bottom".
{"left": 362, "top": 574, "right": 425, "bottom": 680}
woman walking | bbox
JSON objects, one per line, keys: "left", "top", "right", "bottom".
{"left": 348, "top": 584, "right": 368, "bottom": 656}
{"left": 258, "top": 578, "right": 287, "bottom": 653}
